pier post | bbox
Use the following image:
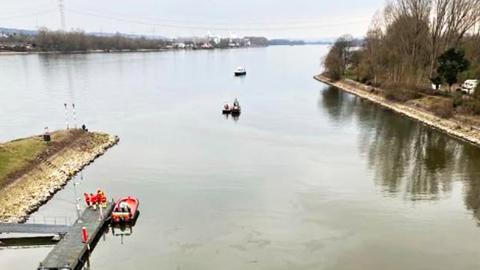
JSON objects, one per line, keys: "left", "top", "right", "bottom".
{"left": 76, "top": 200, "right": 81, "bottom": 220}
{"left": 64, "top": 103, "right": 69, "bottom": 129}
{"left": 73, "top": 181, "right": 81, "bottom": 219}
{"left": 99, "top": 205, "right": 103, "bottom": 221}
{"left": 72, "top": 103, "right": 77, "bottom": 129}
{"left": 81, "top": 226, "right": 88, "bottom": 243}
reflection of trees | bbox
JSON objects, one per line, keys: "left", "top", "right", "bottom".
{"left": 407, "top": 130, "right": 457, "bottom": 200}
{"left": 319, "top": 86, "right": 478, "bottom": 212}
{"left": 456, "top": 144, "right": 480, "bottom": 224}
{"left": 319, "top": 86, "right": 357, "bottom": 123}
{"left": 356, "top": 98, "right": 459, "bottom": 200}
{"left": 358, "top": 103, "right": 416, "bottom": 194}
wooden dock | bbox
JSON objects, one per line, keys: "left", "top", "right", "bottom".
{"left": 38, "top": 203, "right": 114, "bottom": 270}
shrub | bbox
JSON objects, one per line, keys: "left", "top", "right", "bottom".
{"left": 458, "top": 98, "right": 480, "bottom": 115}
{"left": 452, "top": 92, "right": 464, "bottom": 108}
{"left": 324, "top": 70, "right": 342, "bottom": 81}
{"left": 383, "top": 83, "right": 421, "bottom": 102}
{"left": 473, "top": 83, "right": 480, "bottom": 99}
{"left": 431, "top": 99, "right": 454, "bottom": 118}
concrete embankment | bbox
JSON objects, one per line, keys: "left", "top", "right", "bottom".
{"left": 314, "top": 74, "right": 480, "bottom": 147}
{"left": 0, "top": 130, "right": 119, "bottom": 222}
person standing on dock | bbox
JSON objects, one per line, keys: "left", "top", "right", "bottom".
{"left": 84, "top": 193, "right": 92, "bottom": 207}
{"left": 90, "top": 193, "right": 98, "bottom": 209}
{"left": 97, "top": 189, "right": 107, "bottom": 208}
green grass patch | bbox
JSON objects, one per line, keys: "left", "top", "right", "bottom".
{"left": 0, "top": 137, "right": 47, "bottom": 187}
{"left": 343, "top": 69, "right": 357, "bottom": 81}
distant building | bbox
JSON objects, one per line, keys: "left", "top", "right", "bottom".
{"left": 173, "top": 42, "right": 186, "bottom": 49}
{"left": 168, "top": 35, "right": 267, "bottom": 49}
{"left": 201, "top": 43, "right": 213, "bottom": 49}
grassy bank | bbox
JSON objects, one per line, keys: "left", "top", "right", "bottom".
{"left": 0, "top": 129, "right": 119, "bottom": 222}
{"left": 314, "top": 74, "right": 480, "bottom": 147}
{"left": 0, "top": 137, "right": 47, "bottom": 189}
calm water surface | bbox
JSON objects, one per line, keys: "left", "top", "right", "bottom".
{"left": 1, "top": 46, "right": 480, "bottom": 270}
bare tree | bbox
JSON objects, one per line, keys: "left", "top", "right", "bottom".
{"left": 323, "top": 35, "right": 354, "bottom": 80}
{"left": 429, "top": 0, "right": 450, "bottom": 76}
{"left": 444, "top": 0, "right": 480, "bottom": 47}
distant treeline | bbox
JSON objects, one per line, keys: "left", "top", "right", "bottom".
{"left": 268, "top": 39, "right": 306, "bottom": 46}
{"left": 0, "top": 28, "right": 270, "bottom": 52}
{"left": 245, "top": 36, "right": 269, "bottom": 47}
{"left": 0, "top": 28, "right": 169, "bottom": 52}
{"left": 35, "top": 29, "right": 172, "bottom": 51}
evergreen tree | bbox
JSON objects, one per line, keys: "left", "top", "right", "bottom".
{"left": 437, "top": 48, "right": 470, "bottom": 90}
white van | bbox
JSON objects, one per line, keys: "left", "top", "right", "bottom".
{"left": 461, "top": 79, "right": 478, "bottom": 94}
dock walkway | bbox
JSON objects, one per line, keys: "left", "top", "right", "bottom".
{"left": 0, "top": 223, "right": 70, "bottom": 235}
{"left": 38, "top": 203, "right": 114, "bottom": 270}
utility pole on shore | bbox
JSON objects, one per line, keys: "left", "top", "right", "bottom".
{"left": 73, "top": 180, "right": 81, "bottom": 219}
{"left": 72, "top": 171, "right": 85, "bottom": 220}
{"left": 64, "top": 103, "right": 69, "bottom": 129}
{"left": 72, "top": 103, "right": 77, "bottom": 129}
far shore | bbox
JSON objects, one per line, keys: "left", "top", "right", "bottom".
{"left": 314, "top": 74, "right": 480, "bottom": 148}
{"left": 0, "top": 129, "right": 119, "bottom": 223}
{"left": 0, "top": 48, "right": 170, "bottom": 56}
{"left": 0, "top": 45, "right": 266, "bottom": 56}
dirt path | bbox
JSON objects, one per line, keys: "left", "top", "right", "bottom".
{"left": 0, "top": 130, "right": 119, "bottom": 222}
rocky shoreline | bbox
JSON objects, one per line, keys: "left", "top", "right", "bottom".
{"left": 314, "top": 74, "right": 480, "bottom": 147}
{"left": 0, "top": 130, "right": 119, "bottom": 223}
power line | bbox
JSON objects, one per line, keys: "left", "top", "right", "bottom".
{"left": 66, "top": 8, "right": 368, "bottom": 27}
{"left": 66, "top": 9, "right": 370, "bottom": 31}
{"left": 0, "top": 3, "right": 56, "bottom": 14}
{"left": 0, "top": 8, "right": 57, "bottom": 21}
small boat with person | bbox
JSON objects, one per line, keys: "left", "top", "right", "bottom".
{"left": 222, "top": 98, "right": 241, "bottom": 115}
{"left": 222, "top": 103, "right": 232, "bottom": 114}
{"left": 231, "top": 98, "right": 241, "bottom": 114}
{"left": 234, "top": 67, "right": 247, "bottom": 76}
{"left": 231, "top": 105, "right": 241, "bottom": 115}
{"left": 111, "top": 196, "right": 140, "bottom": 224}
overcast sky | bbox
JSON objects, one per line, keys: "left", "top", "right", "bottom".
{"left": 0, "top": 0, "right": 386, "bottom": 39}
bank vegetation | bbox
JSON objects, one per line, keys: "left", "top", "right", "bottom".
{"left": 323, "top": 0, "right": 480, "bottom": 119}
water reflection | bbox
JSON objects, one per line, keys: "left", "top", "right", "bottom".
{"left": 458, "top": 146, "right": 480, "bottom": 224}
{"left": 110, "top": 224, "right": 135, "bottom": 245}
{"left": 232, "top": 113, "right": 240, "bottom": 122}
{"left": 79, "top": 219, "right": 139, "bottom": 270}
{"left": 222, "top": 112, "right": 241, "bottom": 122}
{"left": 320, "top": 85, "right": 357, "bottom": 123}
{"left": 320, "top": 86, "right": 480, "bottom": 218}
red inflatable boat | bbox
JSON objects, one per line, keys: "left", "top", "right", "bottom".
{"left": 111, "top": 196, "right": 139, "bottom": 224}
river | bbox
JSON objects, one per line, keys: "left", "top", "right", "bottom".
{"left": 1, "top": 45, "right": 480, "bottom": 270}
